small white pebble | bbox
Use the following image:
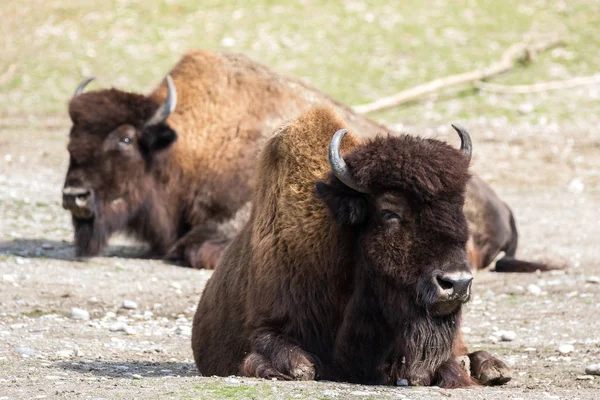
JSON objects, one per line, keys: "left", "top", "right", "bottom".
{"left": 56, "top": 350, "right": 74, "bottom": 358}
{"left": 558, "top": 344, "right": 574, "bottom": 354}
{"left": 225, "top": 376, "right": 241, "bottom": 384}
{"left": 109, "top": 322, "right": 128, "bottom": 332}
{"left": 122, "top": 300, "right": 137, "bottom": 310}
{"left": 585, "top": 363, "right": 600, "bottom": 375}
{"left": 124, "top": 326, "right": 137, "bottom": 335}
{"left": 500, "top": 331, "right": 517, "bottom": 342}
{"left": 69, "top": 308, "right": 90, "bottom": 321}
{"left": 576, "top": 375, "right": 594, "bottom": 381}
{"left": 527, "top": 284, "right": 542, "bottom": 296}
{"left": 586, "top": 276, "right": 600, "bottom": 284}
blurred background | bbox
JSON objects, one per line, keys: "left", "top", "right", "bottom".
{"left": 1, "top": 0, "right": 599, "bottom": 123}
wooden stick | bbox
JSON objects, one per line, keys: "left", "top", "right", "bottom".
{"left": 474, "top": 74, "right": 600, "bottom": 94}
{"left": 353, "top": 38, "right": 564, "bottom": 114}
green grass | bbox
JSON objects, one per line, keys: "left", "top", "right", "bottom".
{"left": 186, "top": 381, "right": 397, "bottom": 400}
{"left": 23, "top": 309, "right": 55, "bottom": 317}
{"left": 1, "top": 0, "right": 599, "bottom": 124}
{"left": 192, "top": 383, "right": 274, "bottom": 399}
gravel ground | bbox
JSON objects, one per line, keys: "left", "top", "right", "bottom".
{"left": 1, "top": 118, "right": 599, "bottom": 399}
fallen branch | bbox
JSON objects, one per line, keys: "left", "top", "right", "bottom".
{"left": 353, "top": 38, "right": 564, "bottom": 114}
{"left": 474, "top": 74, "right": 600, "bottom": 94}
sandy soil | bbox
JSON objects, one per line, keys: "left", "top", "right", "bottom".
{"left": 0, "top": 118, "right": 598, "bottom": 399}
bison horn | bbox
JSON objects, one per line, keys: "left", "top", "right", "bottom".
{"left": 451, "top": 123, "right": 472, "bottom": 162}
{"left": 328, "top": 129, "right": 368, "bottom": 193}
{"left": 146, "top": 75, "right": 177, "bottom": 126}
{"left": 73, "top": 77, "right": 95, "bottom": 97}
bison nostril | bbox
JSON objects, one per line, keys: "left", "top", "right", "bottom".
{"left": 436, "top": 276, "right": 454, "bottom": 292}
{"left": 435, "top": 273, "right": 473, "bottom": 300}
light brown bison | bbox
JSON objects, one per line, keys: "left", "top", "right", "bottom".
{"left": 64, "top": 49, "right": 545, "bottom": 272}
{"left": 191, "top": 107, "right": 511, "bottom": 387}
{"left": 63, "top": 50, "right": 387, "bottom": 268}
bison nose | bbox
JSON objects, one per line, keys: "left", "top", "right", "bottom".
{"left": 62, "top": 187, "right": 94, "bottom": 219}
{"left": 435, "top": 272, "right": 473, "bottom": 302}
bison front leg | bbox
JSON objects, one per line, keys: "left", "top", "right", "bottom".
{"left": 241, "top": 329, "right": 316, "bottom": 381}
{"left": 467, "top": 351, "right": 512, "bottom": 386}
{"left": 166, "top": 202, "right": 251, "bottom": 269}
{"left": 454, "top": 333, "right": 512, "bottom": 386}
{"left": 165, "top": 223, "right": 229, "bottom": 269}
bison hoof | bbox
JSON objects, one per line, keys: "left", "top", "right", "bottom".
{"left": 290, "top": 356, "right": 316, "bottom": 381}
{"left": 469, "top": 351, "right": 512, "bottom": 386}
{"left": 242, "top": 351, "right": 315, "bottom": 381}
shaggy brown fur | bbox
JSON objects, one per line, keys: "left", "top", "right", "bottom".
{"left": 64, "top": 48, "right": 541, "bottom": 272}
{"left": 192, "top": 107, "right": 511, "bottom": 387}
{"left": 63, "top": 50, "right": 388, "bottom": 267}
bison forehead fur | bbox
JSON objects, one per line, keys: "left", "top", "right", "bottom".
{"left": 69, "top": 89, "right": 157, "bottom": 134}
{"left": 346, "top": 135, "right": 470, "bottom": 200}
{"left": 192, "top": 107, "right": 479, "bottom": 388}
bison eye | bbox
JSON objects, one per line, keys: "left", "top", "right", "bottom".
{"left": 381, "top": 210, "right": 401, "bottom": 221}
{"left": 120, "top": 137, "right": 132, "bottom": 145}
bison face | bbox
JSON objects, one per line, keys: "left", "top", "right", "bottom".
{"left": 317, "top": 127, "right": 473, "bottom": 319}
{"left": 62, "top": 78, "right": 177, "bottom": 256}
{"left": 317, "top": 184, "right": 472, "bottom": 318}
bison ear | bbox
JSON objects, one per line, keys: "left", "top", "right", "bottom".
{"left": 316, "top": 181, "right": 368, "bottom": 226}
{"left": 139, "top": 124, "right": 177, "bottom": 154}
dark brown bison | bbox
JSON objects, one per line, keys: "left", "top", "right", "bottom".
{"left": 191, "top": 107, "right": 511, "bottom": 387}
{"left": 465, "top": 175, "right": 553, "bottom": 272}
{"left": 63, "top": 50, "right": 387, "bottom": 268}
{"left": 64, "top": 48, "right": 544, "bottom": 272}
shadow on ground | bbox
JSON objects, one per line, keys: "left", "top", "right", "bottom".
{"left": 0, "top": 238, "right": 149, "bottom": 261}
{"left": 56, "top": 360, "right": 198, "bottom": 378}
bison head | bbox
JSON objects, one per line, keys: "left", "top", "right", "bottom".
{"left": 62, "top": 77, "right": 178, "bottom": 256}
{"left": 316, "top": 126, "right": 473, "bottom": 319}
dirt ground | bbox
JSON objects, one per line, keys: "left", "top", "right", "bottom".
{"left": 0, "top": 116, "right": 599, "bottom": 399}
